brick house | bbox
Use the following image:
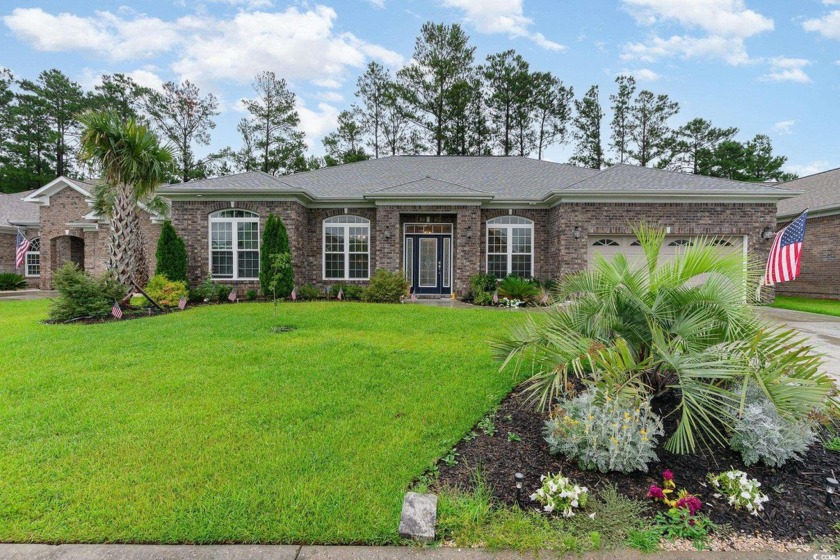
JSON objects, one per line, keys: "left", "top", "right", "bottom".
{"left": 776, "top": 168, "right": 840, "bottom": 300}
{"left": 155, "top": 156, "right": 793, "bottom": 297}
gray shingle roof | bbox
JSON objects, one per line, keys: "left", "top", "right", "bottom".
{"left": 158, "top": 156, "right": 796, "bottom": 201}
{"left": 0, "top": 190, "right": 39, "bottom": 227}
{"left": 777, "top": 168, "right": 840, "bottom": 217}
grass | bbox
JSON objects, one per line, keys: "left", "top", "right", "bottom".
{"left": 0, "top": 300, "right": 520, "bottom": 544}
{"left": 771, "top": 296, "right": 840, "bottom": 318}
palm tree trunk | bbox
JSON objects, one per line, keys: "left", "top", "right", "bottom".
{"left": 132, "top": 210, "right": 149, "bottom": 288}
{"left": 109, "top": 182, "right": 136, "bottom": 289}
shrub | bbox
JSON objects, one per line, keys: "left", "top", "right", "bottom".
{"left": 497, "top": 276, "right": 539, "bottom": 302}
{"left": 49, "top": 263, "right": 126, "bottom": 321}
{"left": 154, "top": 221, "right": 188, "bottom": 282}
{"left": 708, "top": 470, "right": 769, "bottom": 516}
{"left": 529, "top": 472, "right": 588, "bottom": 517}
{"left": 0, "top": 273, "right": 27, "bottom": 291}
{"left": 729, "top": 386, "right": 817, "bottom": 467}
{"left": 143, "top": 274, "right": 188, "bottom": 307}
{"left": 297, "top": 284, "right": 321, "bottom": 301}
{"left": 466, "top": 273, "right": 497, "bottom": 305}
{"left": 362, "top": 269, "right": 408, "bottom": 303}
{"left": 189, "top": 276, "right": 216, "bottom": 302}
{"left": 246, "top": 289, "right": 258, "bottom": 301}
{"left": 330, "top": 283, "right": 364, "bottom": 300}
{"left": 544, "top": 388, "right": 664, "bottom": 473}
{"left": 260, "top": 213, "right": 293, "bottom": 297}
{"left": 215, "top": 283, "right": 233, "bottom": 302}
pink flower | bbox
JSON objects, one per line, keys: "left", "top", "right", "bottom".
{"left": 676, "top": 494, "right": 702, "bottom": 516}
{"left": 647, "top": 485, "right": 665, "bottom": 500}
{"left": 662, "top": 469, "right": 674, "bottom": 482}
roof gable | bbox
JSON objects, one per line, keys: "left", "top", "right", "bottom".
{"left": 23, "top": 176, "right": 94, "bottom": 205}
{"left": 777, "top": 167, "right": 840, "bottom": 218}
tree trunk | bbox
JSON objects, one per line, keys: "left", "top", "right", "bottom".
{"left": 132, "top": 210, "right": 149, "bottom": 288}
{"left": 109, "top": 182, "right": 136, "bottom": 289}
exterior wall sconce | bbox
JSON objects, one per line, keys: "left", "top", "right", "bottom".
{"left": 573, "top": 226, "right": 581, "bottom": 240}
{"left": 384, "top": 226, "right": 391, "bottom": 240}
{"left": 466, "top": 225, "right": 473, "bottom": 239}
{"left": 761, "top": 226, "right": 775, "bottom": 240}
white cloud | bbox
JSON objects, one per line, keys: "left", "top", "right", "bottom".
{"left": 316, "top": 91, "right": 345, "bottom": 102}
{"left": 762, "top": 57, "right": 812, "bottom": 83}
{"left": 126, "top": 69, "right": 165, "bottom": 91}
{"left": 367, "top": 0, "right": 386, "bottom": 8}
{"left": 803, "top": 10, "right": 840, "bottom": 40}
{"left": 439, "top": 0, "right": 566, "bottom": 51}
{"left": 620, "top": 0, "right": 773, "bottom": 65}
{"left": 771, "top": 120, "right": 796, "bottom": 135}
{"left": 621, "top": 68, "right": 661, "bottom": 81}
{"left": 784, "top": 160, "right": 833, "bottom": 177}
{"left": 296, "top": 100, "right": 341, "bottom": 148}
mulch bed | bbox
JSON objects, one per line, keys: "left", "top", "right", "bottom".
{"left": 434, "top": 388, "right": 840, "bottom": 541}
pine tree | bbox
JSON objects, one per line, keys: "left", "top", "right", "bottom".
{"left": 260, "top": 213, "right": 293, "bottom": 297}
{"left": 627, "top": 89, "right": 679, "bottom": 167}
{"left": 569, "top": 85, "right": 604, "bottom": 169}
{"left": 609, "top": 75, "right": 636, "bottom": 164}
{"left": 155, "top": 221, "right": 188, "bottom": 282}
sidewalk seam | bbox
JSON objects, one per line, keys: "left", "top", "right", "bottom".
{"left": 293, "top": 544, "right": 302, "bottom": 560}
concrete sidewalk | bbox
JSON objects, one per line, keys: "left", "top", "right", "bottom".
{"left": 0, "top": 545, "right": 818, "bottom": 560}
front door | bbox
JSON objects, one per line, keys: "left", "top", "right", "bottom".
{"left": 405, "top": 234, "right": 452, "bottom": 295}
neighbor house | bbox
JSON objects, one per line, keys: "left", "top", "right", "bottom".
{"left": 777, "top": 168, "right": 840, "bottom": 300}
{"left": 2, "top": 156, "right": 797, "bottom": 294}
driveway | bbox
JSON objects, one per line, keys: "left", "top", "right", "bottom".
{"left": 758, "top": 307, "right": 840, "bottom": 382}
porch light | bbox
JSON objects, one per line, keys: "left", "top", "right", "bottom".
{"left": 826, "top": 477, "right": 839, "bottom": 507}
{"left": 384, "top": 226, "right": 391, "bottom": 240}
{"left": 573, "top": 226, "right": 581, "bottom": 240}
{"left": 761, "top": 226, "right": 775, "bottom": 240}
{"left": 466, "top": 225, "right": 473, "bottom": 239}
{"left": 514, "top": 472, "right": 524, "bottom": 506}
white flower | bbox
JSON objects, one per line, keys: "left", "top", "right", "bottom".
{"left": 741, "top": 491, "right": 751, "bottom": 499}
{"left": 529, "top": 493, "right": 539, "bottom": 502}
{"left": 544, "top": 504, "right": 554, "bottom": 513}
{"left": 588, "top": 513, "right": 596, "bottom": 520}
{"left": 713, "top": 493, "right": 721, "bottom": 498}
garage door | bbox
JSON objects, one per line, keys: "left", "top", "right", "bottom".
{"left": 587, "top": 235, "right": 744, "bottom": 275}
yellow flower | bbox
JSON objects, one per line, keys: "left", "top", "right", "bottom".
{"left": 621, "top": 424, "right": 627, "bottom": 430}
{"left": 640, "top": 429, "right": 647, "bottom": 435}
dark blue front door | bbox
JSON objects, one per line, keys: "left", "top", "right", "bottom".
{"left": 406, "top": 234, "right": 452, "bottom": 295}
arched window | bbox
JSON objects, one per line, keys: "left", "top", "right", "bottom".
{"left": 711, "top": 239, "right": 733, "bottom": 247}
{"left": 209, "top": 209, "right": 259, "bottom": 279}
{"left": 668, "top": 239, "right": 693, "bottom": 247}
{"left": 592, "top": 238, "right": 620, "bottom": 247}
{"left": 323, "top": 215, "right": 370, "bottom": 280}
{"left": 486, "top": 216, "right": 533, "bottom": 278}
{"left": 630, "top": 240, "right": 642, "bottom": 246}
{"left": 25, "top": 236, "right": 40, "bottom": 277}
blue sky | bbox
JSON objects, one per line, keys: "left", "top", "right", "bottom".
{"left": 2, "top": 0, "right": 839, "bottom": 175}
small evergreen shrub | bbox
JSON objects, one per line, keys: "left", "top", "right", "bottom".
{"left": 49, "top": 263, "right": 126, "bottom": 321}
{"left": 362, "top": 269, "right": 408, "bottom": 303}
{"left": 729, "top": 386, "right": 816, "bottom": 467}
{"left": 0, "top": 273, "right": 27, "bottom": 291}
{"left": 330, "top": 283, "right": 364, "bottom": 300}
{"left": 215, "top": 284, "right": 233, "bottom": 302}
{"left": 467, "top": 273, "right": 497, "bottom": 305}
{"left": 246, "top": 289, "right": 258, "bottom": 301}
{"left": 497, "top": 276, "right": 539, "bottom": 302}
{"left": 297, "top": 284, "right": 321, "bottom": 301}
{"left": 260, "top": 213, "right": 293, "bottom": 297}
{"left": 154, "top": 221, "right": 188, "bottom": 282}
{"left": 143, "top": 274, "right": 188, "bottom": 307}
{"left": 189, "top": 276, "right": 216, "bottom": 302}
{"left": 545, "top": 388, "right": 664, "bottom": 474}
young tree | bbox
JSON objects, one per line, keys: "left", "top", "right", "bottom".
{"left": 609, "top": 75, "right": 636, "bottom": 164}
{"left": 670, "top": 118, "right": 738, "bottom": 174}
{"left": 78, "top": 112, "right": 174, "bottom": 288}
{"left": 530, "top": 72, "right": 573, "bottom": 160}
{"left": 239, "top": 71, "right": 305, "bottom": 175}
{"left": 356, "top": 62, "right": 390, "bottom": 158}
{"left": 260, "top": 213, "right": 293, "bottom": 297}
{"left": 569, "top": 85, "right": 604, "bottom": 169}
{"left": 744, "top": 134, "right": 795, "bottom": 182}
{"left": 92, "top": 74, "right": 150, "bottom": 124}
{"left": 155, "top": 221, "right": 188, "bottom": 282}
{"left": 627, "top": 89, "right": 679, "bottom": 167}
{"left": 144, "top": 80, "right": 219, "bottom": 183}
{"left": 483, "top": 50, "right": 531, "bottom": 156}
{"left": 5, "top": 86, "right": 54, "bottom": 191}
{"left": 323, "top": 109, "right": 369, "bottom": 165}
{"left": 381, "top": 83, "right": 422, "bottom": 155}
{"left": 397, "top": 22, "right": 476, "bottom": 155}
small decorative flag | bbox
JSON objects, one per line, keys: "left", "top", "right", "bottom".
{"left": 764, "top": 210, "right": 808, "bottom": 287}
{"left": 111, "top": 302, "right": 123, "bottom": 319}
{"left": 337, "top": 288, "right": 344, "bottom": 301}
{"left": 492, "top": 290, "right": 499, "bottom": 304}
{"left": 178, "top": 295, "right": 187, "bottom": 310}
{"left": 228, "top": 289, "right": 237, "bottom": 302}
{"left": 540, "top": 292, "right": 549, "bottom": 305}
{"left": 15, "top": 230, "right": 30, "bottom": 270}
{"left": 290, "top": 287, "right": 297, "bottom": 301}
{"left": 410, "top": 290, "right": 417, "bottom": 303}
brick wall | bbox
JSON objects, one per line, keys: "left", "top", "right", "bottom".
{"left": 480, "top": 209, "right": 551, "bottom": 279}
{"left": 776, "top": 214, "right": 840, "bottom": 300}
{"left": 0, "top": 227, "right": 40, "bottom": 288}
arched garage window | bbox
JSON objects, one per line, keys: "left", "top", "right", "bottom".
{"left": 209, "top": 209, "right": 260, "bottom": 279}
{"left": 487, "top": 216, "right": 533, "bottom": 278}
{"left": 592, "top": 238, "right": 620, "bottom": 246}
{"left": 25, "top": 237, "right": 40, "bottom": 277}
{"left": 323, "top": 215, "right": 370, "bottom": 280}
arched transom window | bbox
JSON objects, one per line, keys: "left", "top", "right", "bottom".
{"left": 209, "top": 209, "right": 260, "bottom": 279}
{"left": 25, "top": 236, "right": 40, "bottom": 278}
{"left": 323, "top": 215, "right": 370, "bottom": 280}
{"left": 486, "top": 216, "right": 533, "bottom": 278}
{"left": 592, "top": 238, "right": 620, "bottom": 247}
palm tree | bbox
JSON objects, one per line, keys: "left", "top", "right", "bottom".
{"left": 78, "top": 112, "right": 173, "bottom": 288}
{"left": 494, "top": 224, "right": 833, "bottom": 454}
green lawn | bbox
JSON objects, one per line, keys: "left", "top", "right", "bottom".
{"left": 771, "top": 296, "right": 840, "bottom": 318}
{"left": 0, "top": 300, "right": 519, "bottom": 544}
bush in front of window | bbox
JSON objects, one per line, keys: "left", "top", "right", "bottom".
{"left": 330, "top": 283, "right": 364, "bottom": 300}
{"left": 48, "top": 263, "right": 126, "bottom": 321}
{"left": 361, "top": 269, "right": 409, "bottom": 303}
{"left": 260, "top": 213, "right": 293, "bottom": 297}
{"left": 0, "top": 273, "right": 27, "bottom": 291}
{"left": 297, "top": 284, "right": 322, "bottom": 301}
{"left": 465, "top": 273, "right": 497, "bottom": 305}
{"left": 143, "top": 274, "right": 188, "bottom": 307}
{"left": 155, "top": 221, "right": 188, "bottom": 283}
{"left": 188, "top": 276, "right": 216, "bottom": 302}
{"left": 497, "top": 276, "right": 539, "bottom": 303}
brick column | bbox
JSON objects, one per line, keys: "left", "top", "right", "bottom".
{"left": 455, "top": 207, "right": 481, "bottom": 295}
{"left": 375, "top": 206, "right": 400, "bottom": 273}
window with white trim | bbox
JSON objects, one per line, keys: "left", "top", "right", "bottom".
{"left": 592, "top": 238, "right": 620, "bottom": 247}
{"left": 209, "top": 209, "right": 260, "bottom": 279}
{"left": 323, "top": 215, "right": 370, "bottom": 280}
{"left": 486, "top": 216, "right": 533, "bottom": 278}
{"left": 25, "top": 237, "right": 40, "bottom": 277}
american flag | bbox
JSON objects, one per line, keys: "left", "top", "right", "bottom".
{"left": 178, "top": 295, "right": 187, "bottom": 310}
{"left": 410, "top": 290, "right": 416, "bottom": 303}
{"left": 337, "top": 288, "right": 344, "bottom": 301}
{"left": 15, "top": 230, "right": 30, "bottom": 269}
{"left": 290, "top": 287, "right": 297, "bottom": 301}
{"left": 492, "top": 290, "right": 499, "bottom": 304}
{"left": 540, "top": 292, "right": 549, "bottom": 305}
{"left": 111, "top": 302, "right": 123, "bottom": 319}
{"left": 764, "top": 210, "right": 808, "bottom": 286}
{"left": 228, "top": 289, "right": 237, "bottom": 302}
